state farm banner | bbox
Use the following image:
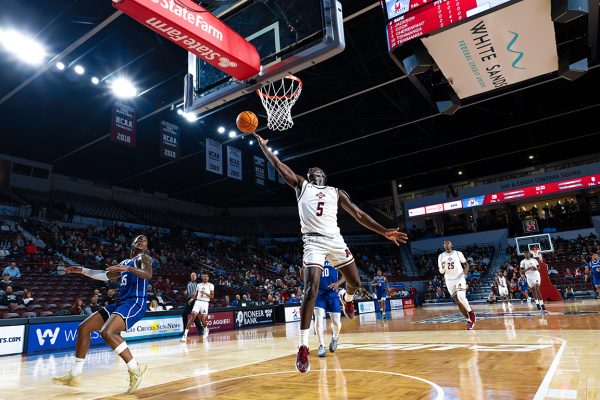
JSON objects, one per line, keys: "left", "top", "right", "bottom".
{"left": 421, "top": 0, "right": 558, "bottom": 99}
{"left": 254, "top": 156, "right": 266, "bottom": 186}
{"left": 111, "top": 102, "right": 136, "bottom": 147}
{"left": 159, "top": 120, "right": 180, "bottom": 160}
{"left": 113, "top": 0, "right": 260, "bottom": 80}
{"left": 227, "top": 146, "right": 242, "bottom": 181}
{"left": 206, "top": 138, "right": 223, "bottom": 175}
{"left": 267, "top": 162, "right": 276, "bottom": 181}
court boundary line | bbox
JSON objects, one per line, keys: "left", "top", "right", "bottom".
{"left": 532, "top": 336, "right": 567, "bottom": 400}
{"left": 178, "top": 369, "right": 444, "bottom": 399}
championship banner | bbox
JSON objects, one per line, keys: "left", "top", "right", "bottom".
{"left": 227, "top": 146, "right": 242, "bottom": 181}
{"left": 254, "top": 156, "right": 266, "bottom": 186}
{"left": 111, "top": 102, "right": 136, "bottom": 147}
{"left": 278, "top": 172, "right": 286, "bottom": 185}
{"left": 206, "top": 138, "right": 223, "bottom": 175}
{"left": 159, "top": 120, "right": 180, "bottom": 160}
{"left": 421, "top": 0, "right": 558, "bottom": 99}
{"left": 113, "top": 0, "right": 260, "bottom": 80}
{"left": 267, "top": 162, "right": 276, "bottom": 181}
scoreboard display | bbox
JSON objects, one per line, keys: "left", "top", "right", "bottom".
{"left": 385, "top": 0, "right": 513, "bottom": 50}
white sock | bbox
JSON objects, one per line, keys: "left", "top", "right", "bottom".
{"left": 540, "top": 300, "right": 544, "bottom": 305}
{"left": 344, "top": 292, "right": 354, "bottom": 303}
{"left": 535, "top": 299, "right": 539, "bottom": 304}
{"left": 72, "top": 357, "right": 85, "bottom": 376}
{"left": 299, "top": 329, "right": 309, "bottom": 347}
{"left": 183, "top": 329, "right": 188, "bottom": 336}
{"left": 126, "top": 359, "right": 138, "bottom": 370}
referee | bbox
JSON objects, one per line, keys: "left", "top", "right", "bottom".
{"left": 182, "top": 272, "right": 203, "bottom": 335}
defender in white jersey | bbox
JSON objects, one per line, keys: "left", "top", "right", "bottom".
{"left": 252, "top": 132, "right": 408, "bottom": 374}
{"left": 181, "top": 274, "right": 214, "bottom": 341}
{"left": 495, "top": 271, "right": 509, "bottom": 304}
{"left": 438, "top": 240, "right": 476, "bottom": 330}
{"left": 520, "top": 251, "right": 545, "bottom": 311}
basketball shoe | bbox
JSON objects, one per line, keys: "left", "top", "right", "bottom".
{"left": 128, "top": 365, "right": 148, "bottom": 394}
{"left": 52, "top": 371, "right": 82, "bottom": 387}
{"left": 329, "top": 336, "right": 338, "bottom": 353}
{"left": 339, "top": 290, "right": 354, "bottom": 319}
{"left": 296, "top": 345, "right": 310, "bottom": 373}
{"left": 318, "top": 345, "right": 326, "bottom": 357}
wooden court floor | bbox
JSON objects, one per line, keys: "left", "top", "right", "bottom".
{"left": 1, "top": 300, "right": 599, "bottom": 400}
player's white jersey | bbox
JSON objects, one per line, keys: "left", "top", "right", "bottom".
{"left": 196, "top": 282, "right": 214, "bottom": 302}
{"left": 498, "top": 276, "right": 507, "bottom": 288}
{"left": 520, "top": 258, "right": 540, "bottom": 277}
{"left": 297, "top": 180, "right": 341, "bottom": 236}
{"left": 438, "top": 250, "right": 466, "bottom": 280}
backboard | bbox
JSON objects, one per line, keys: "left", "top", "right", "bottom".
{"left": 183, "top": 0, "right": 344, "bottom": 114}
{"left": 514, "top": 233, "right": 553, "bottom": 256}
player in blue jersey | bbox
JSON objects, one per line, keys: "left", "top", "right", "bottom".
{"left": 53, "top": 235, "right": 152, "bottom": 394}
{"left": 372, "top": 270, "right": 388, "bottom": 318}
{"left": 313, "top": 260, "right": 345, "bottom": 357}
{"left": 518, "top": 272, "right": 530, "bottom": 303}
{"left": 588, "top": 252, "right": 600, "bottom": 299}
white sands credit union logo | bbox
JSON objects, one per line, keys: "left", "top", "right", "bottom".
{"left": 36, "top": 328, "right": 60, "bottom": 345}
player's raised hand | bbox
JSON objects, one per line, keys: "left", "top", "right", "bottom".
{"left": 65, "top": 266, "right": 83, "bottom": 274}
{"left": 383, "top": 228, "right": 408, "bottom": 246}
{"left": 252, "top": 132, "right": 268, "bottom": 147}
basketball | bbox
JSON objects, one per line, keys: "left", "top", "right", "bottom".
{"left": 236, "top": 111, "right": 259, "bottom": 133}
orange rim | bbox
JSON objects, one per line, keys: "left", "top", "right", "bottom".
{"left": 256, "top": 75, "right": 302, "bottom": 100}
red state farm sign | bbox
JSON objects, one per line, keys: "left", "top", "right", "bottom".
{"left": 113, "top": 0, "right": 260, "bottom": 80}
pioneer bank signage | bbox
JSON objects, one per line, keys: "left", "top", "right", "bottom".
{"left": 113, "top": 0, "right": 260, "bottom": 80}
{"left": 235, "top": 308, "right": 275, "bottom": 328}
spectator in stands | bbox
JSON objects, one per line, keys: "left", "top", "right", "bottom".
{"left": 0, "top": 273, "right": 14, "bottom": 291}
{"left": 409, "top": 284, "right": 417, "bottom": 298}
{"left": 400, "top": 288, "right": 409, "bottom": 297}
{"left": 224, "top": 295, "right": 230, "bottom": 307}
{"left": 103, "top": 289, "right": 116, "bottom": 306}
{"left": 149, "top": 299, "right": 164, "bottom": 311}
{"left": 435, "top": 287, "right": 445, "bottom": 302}
{"left": 23, "top": 290, "right": 33, "bottom": 305}
{"left": 231, "top": 294, "right": 241, "bottom": 307}
{"left": 89, "top": 295, "right": 101, "bottom": 313}
{"left": 548, "top": 266, "right": 559, "bottom": 275}
{"left": 25, "top": 241, "right": 37, "bottom": 255}
{"left": 288, "top": 294, "right": 300, "bottom": 304}
{"left": 432, "top": 276, "right": 441, "bottom": 288}
{"left": 0, "top": 221, "right": 9, "bottom": 231}
{"left": 70, "top": 298, "right": 86, "bottom": 316}
{"left": 1, "top": 287, "right": 21, "bottom": 306}
{"left": 564, "top": 268, "right": 574, "bottom": 283}
{"left": 0, "top": 247, "right": 9, "bottom": 258}
{"left": 2, "top": 262, "right": 21, "bottom": 279}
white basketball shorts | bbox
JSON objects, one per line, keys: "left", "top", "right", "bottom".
{"left": 192, "top": 300, "right": 209, "bottom": 315}
{"left": 526, "top": 272, "right": 541, "bottom": 287}
{"left": 302, "top": 234, "right": 354, "bottom": 269}
{"left": 445, "top": 276, "right": 467, "bottom": 296}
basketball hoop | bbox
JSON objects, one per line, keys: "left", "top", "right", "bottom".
{"left": 257, "top": 75, "right": 302, "bottom": 131}
{"left": 530, "top": 248, "right": 542, "bottom": 261}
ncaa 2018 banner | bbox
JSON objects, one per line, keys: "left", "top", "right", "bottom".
{"left": 267, "top": 162, "right": 276, "bottom": 181}
{"left": 111, "top": 102, "right": 136, "bottom": 147}
{"left": 227, "top": 146, "right": 242, "bottom": 181}
{"left": 254, "top": 156, "right": 266, "bottom": 186}
{"left": 421, "top": 0, "right": 558, "bottom": 99}
{"left": 159, "top": 120, "right": 180, "bottom": 160}
{"left": 206, "top": 138, "right": 223, "bottom": 175}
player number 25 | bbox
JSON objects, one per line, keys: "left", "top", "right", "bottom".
{"left": 447, "top": 261, "right": 455, "bottom": 269}
{"left": 316, "top": 202, "right": 324, "bottom": 216}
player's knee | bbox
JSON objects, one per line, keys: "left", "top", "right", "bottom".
{"left": 100, "top": 328, "right": 115, "bottom": 341}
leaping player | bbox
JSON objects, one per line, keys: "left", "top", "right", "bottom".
{"left": 311, "top": 260, "right": 345, "bottom": 357}
{"left": 53, "top": 235, "right": 151, "bottom": 394}
{"left": 438, "top": 240, "right": 476, "bottom": 330}
{"left": 520, "top": 251, "right": 545, "bottom": 311}
{"left": 252, "top": 132, "right": 408, "bottom": 373}
{"left": 372, "top": 269, "right": 388, "bottom": 319}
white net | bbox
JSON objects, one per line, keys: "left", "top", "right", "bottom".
{"left": 257, "top": 75, "right": 302, "bottom": 131}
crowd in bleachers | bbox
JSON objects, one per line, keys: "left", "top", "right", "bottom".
{"left": 417, "top": 244, "right": 494, "bottom": 302}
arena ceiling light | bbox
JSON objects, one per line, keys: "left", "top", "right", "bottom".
{"left": 274, "top": 150, "right": 279, "bottom": 155}
{"left": 91, "top": 76, "right": 100, "bottom": 85}
{"left": 183, "top": 112, "right": 197, "bottom": 122}
{"left": 0, "top": 29, "right": 47, "bottom": 65}
{"left": 176, "top": 109, "right": 184, "bottom": 115}
{"left": 56, "top": 61, "right": 65, "bottom": 71}
{"left": 217, "top": 127, "right": 225, "bottom": 134}
{"left": 111, "top": 78, "right": 137, "bottom": 98}
{"left": 458, "top": 170, "right": 463, "bottom": 176}
{"left": 228, "top": 131, "right": 237, "bottom": 138}
{"left": 398, "top": 183, "right": 403, "bottom": 188}
{"left": 529, "top": 155, "right": 535, "bottom": 160}
{"left": 73, "top": 65, "right": 85, "bottom": 75}
{"left": 248, "top": 140, "right": 254, "bottom": 145}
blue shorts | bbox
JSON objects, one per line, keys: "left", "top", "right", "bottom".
{"left": 315, "top": 291, "right": 341, "bottom": 314}
{"left": 102, "top": 298, "right": 146, "bottom": 330}
{"left": 376, "top": 289, "right": 387, "bottom": 300}
{"left": 520, "top": 286, "right": 528, "bottom": 292}
{"left": 593, "top": 275, "right": 600, "bottom": 286}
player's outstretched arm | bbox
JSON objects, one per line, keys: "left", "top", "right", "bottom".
{"left": 339, "top": 190, "right": 408, "bottom": 246}
{"left": 252, "top": 133, "right": 304, "bottom": 189}
{"left": 66, "top": 265, "right": 112, "bottom": 281}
